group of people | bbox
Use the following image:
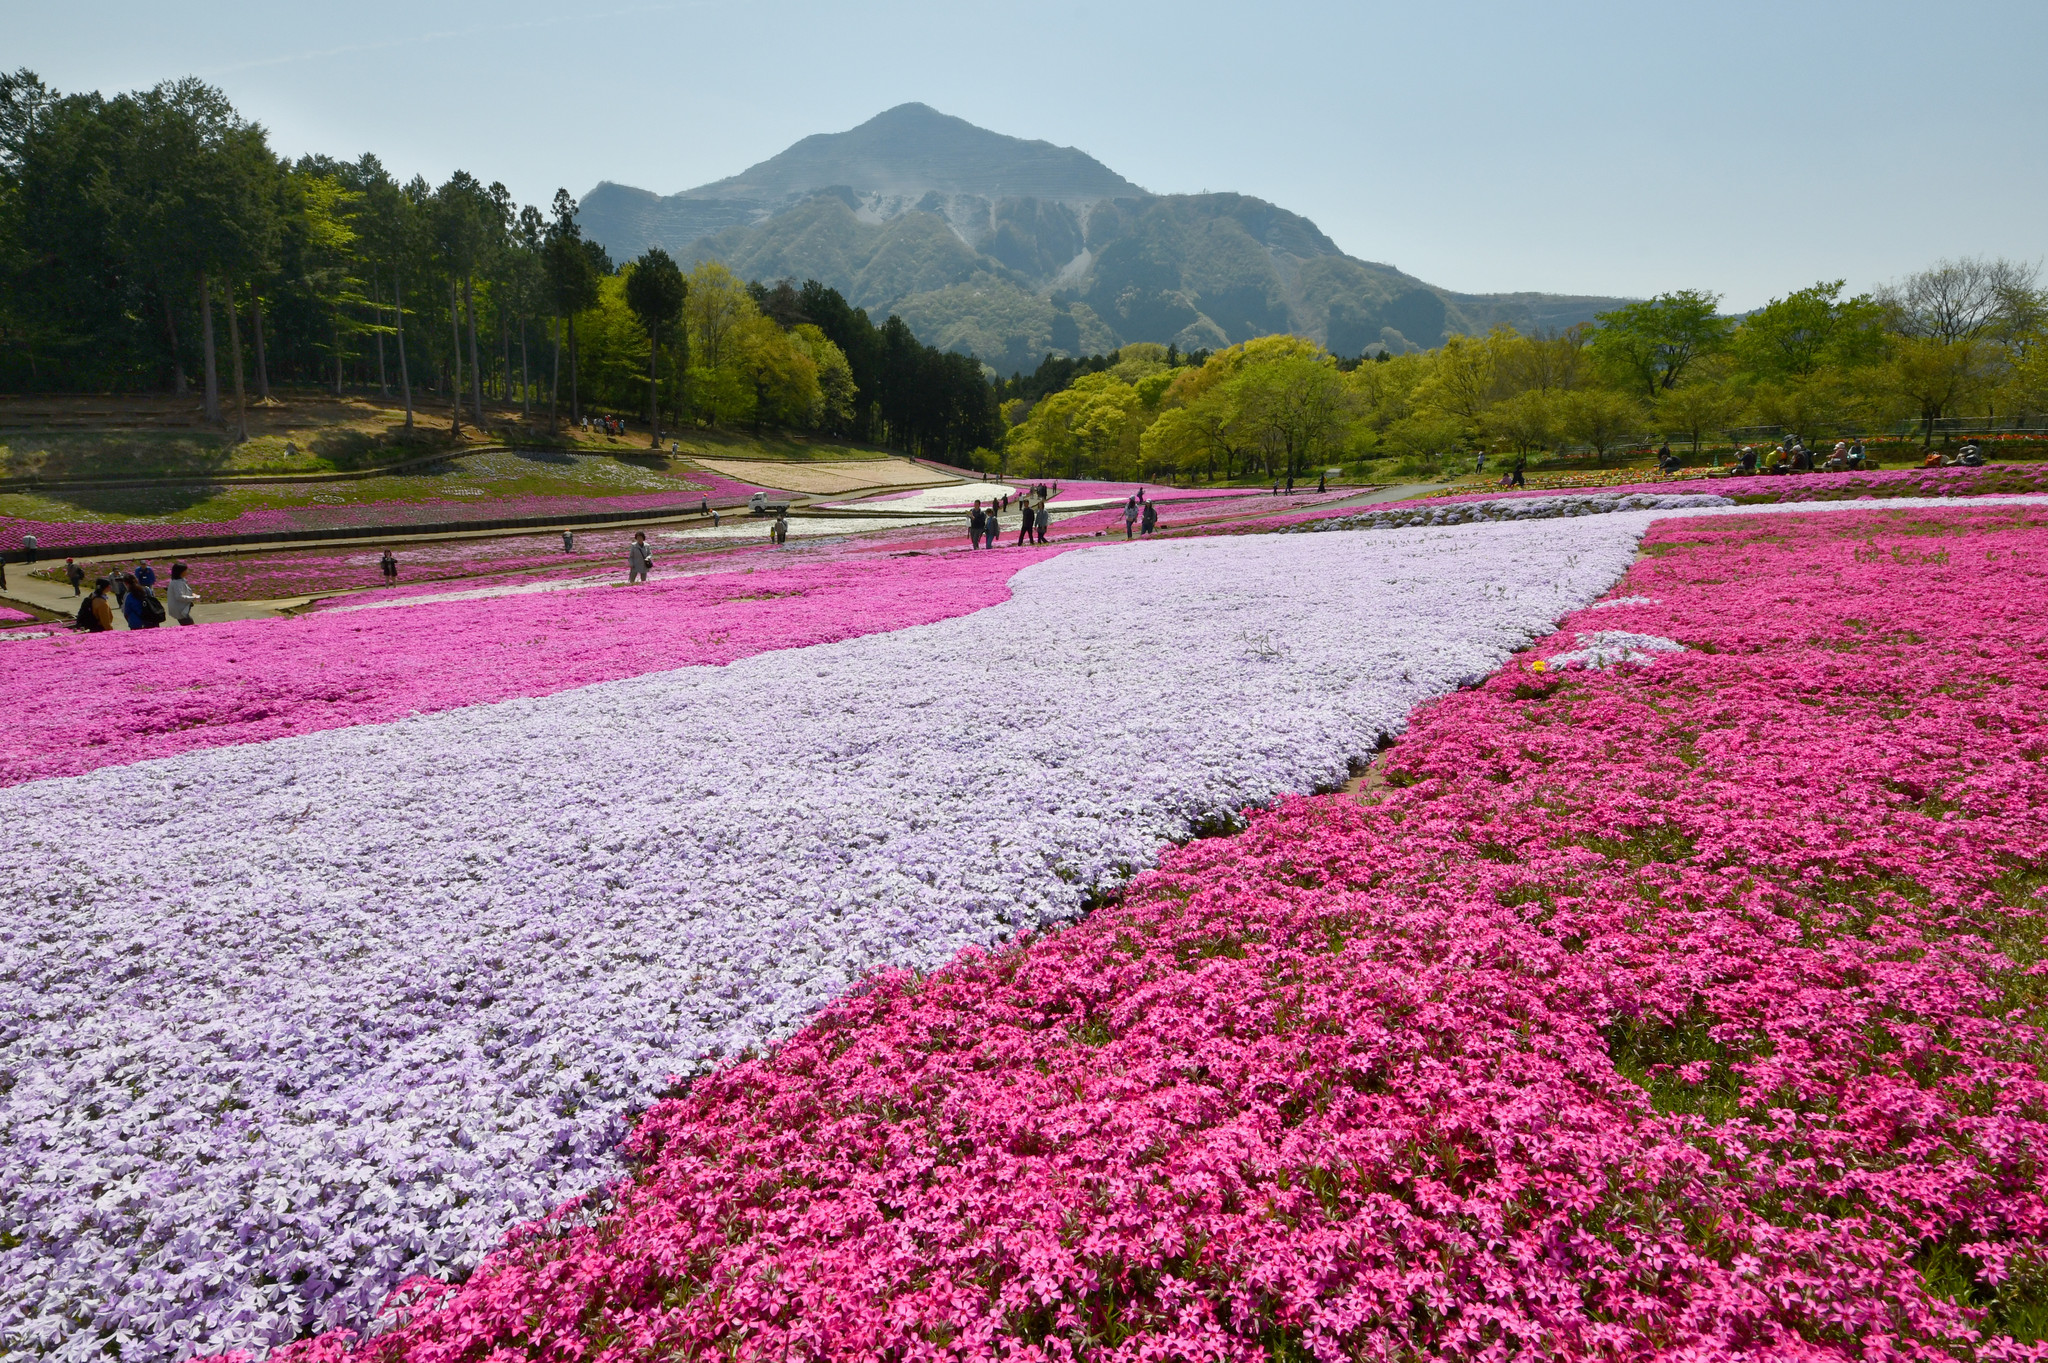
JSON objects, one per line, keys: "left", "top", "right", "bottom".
{"left": 1923, "top": 439, "right": 1988, "bottom": 468}
{"left": 967, "top": 483, "right": 1060, "bottom": 549}
{"left": 71, "top": 558, "right": 199, "bottom": 631}
{"left": 1121, "top": 491, "right": 1158, "bottom": 540}
{"left": 582, "top": 415, "right": 628, "bottom": 437}
{"left": 1728, "top": 438, "right": 1872, "bottom": 475}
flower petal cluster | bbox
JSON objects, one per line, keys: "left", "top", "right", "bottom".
{"left": 0, "top": 519, "right": 1645, "bottom": 1360}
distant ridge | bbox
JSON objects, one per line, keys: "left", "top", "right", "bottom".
{"left": 581, "top": 106, "right": 1629, "bottom": 372}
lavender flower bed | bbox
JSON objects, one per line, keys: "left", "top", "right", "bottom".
{"left": 0, "top": 518, "right": 1651, "bottom": 1361}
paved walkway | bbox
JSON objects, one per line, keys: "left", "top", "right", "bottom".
{"left": 0, "top": 564, "right": 294, "bottom": 628}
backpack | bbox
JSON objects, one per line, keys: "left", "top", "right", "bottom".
{"left": 140, "top": 591, "right": 167, "bottom": 624}
{"left": 75, "top": 597, "right": 97, "bottom": 629}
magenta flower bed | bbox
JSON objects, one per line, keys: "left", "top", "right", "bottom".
{"left": 0, "top": 473, "right": 765, "bottom": 553}
{"left": 0, "top": 547, "right": 1064, "bottom": 786}
{"left": 274, "top": 503, "right": 2048, "bottom": 1361}
{"left": 1432, "top": 462, "right": 2048, "bottom": 507}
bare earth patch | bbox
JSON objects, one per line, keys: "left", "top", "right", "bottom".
{"left": 688, "top": 456, "right": 948, "bottom": 495}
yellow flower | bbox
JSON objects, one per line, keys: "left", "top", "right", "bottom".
{"left": 1530, "top": 660, "right": 1548, "bottom": 673}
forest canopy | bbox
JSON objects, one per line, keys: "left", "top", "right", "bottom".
{"left": 0, "top": 70, "right": 999, "bottom": 457}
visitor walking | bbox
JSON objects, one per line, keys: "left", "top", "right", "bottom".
{"left": 983, "top": 504, "right": 999, "bottom": 548}
{"left": 64, "top": 558, "right": 83, "bottom": 595}
{"left": 380, "top": 550, "right": 399, "bottom": 584}
{"left": 1016, "top": 495, "right": 1034, "bottom": 547}
{"left": 969, "top": 501, "right": 986, "bottom": 550}
{"left": 561, "top": 529, "right": 576, "bottom": 552}
{"left": 1140, "top": 499, "right": 1158, "bottom": 537}
{"left": 121, "top": 574, "right": 164, "bottom": 630}
{"left": 1318, "top": 472, "right": 1327, "bottom": 493}
{"left": 1034, "top": 497, "right": 1048, "bottom": 544}
{"left": 628, "top": 532, "right": 653, "bottom": 583}
{"left": 78, "top": 578, "right": 113, "bottom": 632}
{"left": 1511, "top": 456, "right": 1527, "bottom": 488}
{"left": 134, "top": 561, "right": 157, "bottom": 590}
{"left": 1123, "top": 495, "right": 1139, "bottom": 540}
{"left": 165, "top": 562, "right": 199, "bottom": 626}
{"left": 772, "top": 512, "right": 790, "bottom": 545}
{"left": 21, "top": 532, "right": 36, "bottom": 564}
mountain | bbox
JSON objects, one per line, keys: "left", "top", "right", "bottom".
{"left": 580, "top": 104, "right": 1628, "bottom": 374}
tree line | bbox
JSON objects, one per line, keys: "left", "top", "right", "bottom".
{"left": 6, "top": 70, "right": 2040, "bottom": 479}
{"left": 1001, "top": 264, "right": 2048, "bottom": 484}
{"left": 0, "top": 71, "right": 1000, "bottom": 458}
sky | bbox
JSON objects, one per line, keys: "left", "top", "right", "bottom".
{"left": 10, "top": 0, "right": 2045, "bottom": 310}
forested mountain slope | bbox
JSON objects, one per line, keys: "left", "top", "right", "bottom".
{"left": 581, "top": 104, "right": 1627, "bottom": 372}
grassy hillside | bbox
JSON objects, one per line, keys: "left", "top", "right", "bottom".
{"left": 0, "top": 392, "right": 900, "bottom": 484}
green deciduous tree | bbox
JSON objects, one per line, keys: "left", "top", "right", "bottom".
{"left": 1591, "top": 290, "right": 1733, "bottom": 400}
{"left": 1734, "top": 281, "right": 1887, "bottom": 381}
{"left": 1655, "top": 380, "right": 1743, "bottom": 457}
{"left": 1555, "top": 387, "right": 1645, "bottom": 460}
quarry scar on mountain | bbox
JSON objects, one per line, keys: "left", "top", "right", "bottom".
{"left": 581, "top": 103, "right": 1628, "bottom": 374}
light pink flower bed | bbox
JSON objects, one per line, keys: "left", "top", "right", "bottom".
{"left": 0, "top": 548, "right": 1065, "bottom": 786}
{"left": 1430, "top": 462, "right": 2048, "bottom": 506}
{"left": 267, "top": 502, "right": 2048, "bottom": 1361}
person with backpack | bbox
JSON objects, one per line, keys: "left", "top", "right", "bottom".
{"left": 64, "top": 559, "right": 84, "bottom": 595}
{"left": 1140, "top": 499, "right": 1158, "bottom": 537}
{"left": 77, "top": 579, "right": 114, "bottom": 631}
{"left": 165, "top": 562, "right": 199, "bottom": 626}
{"left": 628, "top": 532, "right": 653, "bottom": 582}
{"left": 120, "top": 574, "right": 165, "bottom": 630}
{"left": 380, "top": 550, "right": 398, "bottom": 585}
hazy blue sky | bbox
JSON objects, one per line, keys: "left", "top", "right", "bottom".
{"left": 11, "top": 0, "right": 2044, "bottom": 309}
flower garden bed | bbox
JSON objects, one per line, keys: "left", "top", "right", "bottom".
{"left": 0, "top": 520, "right": 1646, "bottom": 1361}
{"left": 1427, "top": 462, "right": 2048, "bottom": 507}
{"left": 255, "top": 502, "right": 2048, "bottom": 1362}
{"left": 0, "top": 548, "right": 1065, "bottom": 787}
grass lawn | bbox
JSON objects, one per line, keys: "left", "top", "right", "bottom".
{"left": 0, "top": 450, "right": 725, "bottom": 525}
{"left": 0, "top": 390, "right": 902, "bottom": 483}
